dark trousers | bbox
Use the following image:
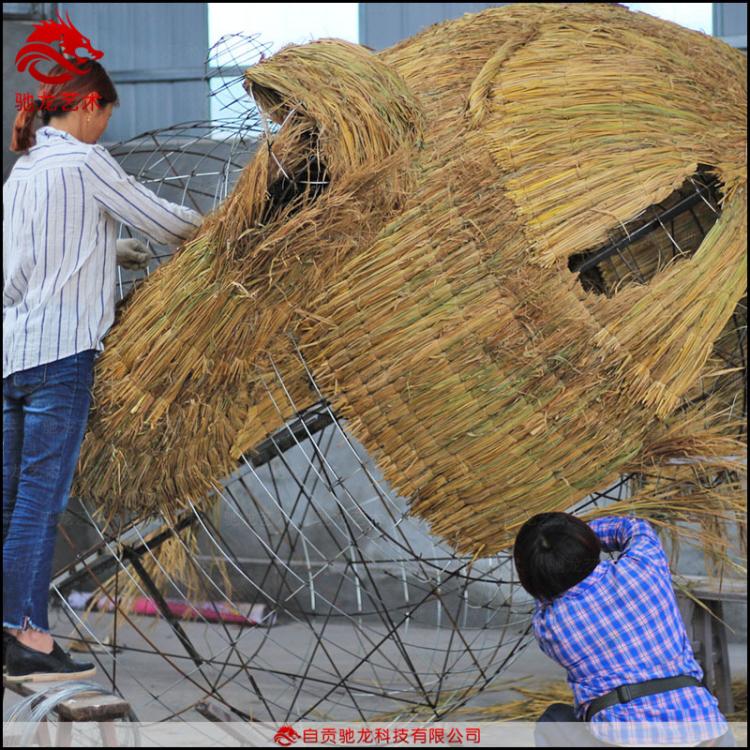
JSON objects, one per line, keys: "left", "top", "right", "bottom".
{"left": 535, "top": 703, "right": 736, "bottom": 748}
{"left": 535, "top": 704, "right": 613, "bottom": 747}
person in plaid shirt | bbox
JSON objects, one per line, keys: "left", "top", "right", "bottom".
{"left": 513, "top": 513, "right": 734, "bottom": 747}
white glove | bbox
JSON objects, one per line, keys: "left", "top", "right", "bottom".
{"left": 116, "top": 238, "right": 151, "bottom": 270}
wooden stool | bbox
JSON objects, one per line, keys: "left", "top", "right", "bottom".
{"left": 673, "top": 574, "right": 747, "bottom": 715}
{"left": 3, "top": 677, "right": 134, "bottom": 746}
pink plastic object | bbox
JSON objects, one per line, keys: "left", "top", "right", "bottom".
{"left": 96, "top": 595, "right": 268, "bottom": 625}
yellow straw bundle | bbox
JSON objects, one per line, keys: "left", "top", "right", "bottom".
{"left": 72, "top": 3, "right": 746, "bottom": 560}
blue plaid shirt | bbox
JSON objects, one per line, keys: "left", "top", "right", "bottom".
{"left": 532, "top": 516, "right": 728, "bottom": 745}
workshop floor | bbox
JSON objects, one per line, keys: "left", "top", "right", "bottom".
{"left": 3, "top": 616, "right": 746, "bottom": 725}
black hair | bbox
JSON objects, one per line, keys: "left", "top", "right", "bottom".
{"left": 513, "top": 512, "right": 601, "bottom": 600}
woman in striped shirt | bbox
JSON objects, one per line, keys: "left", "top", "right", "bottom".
{"left": 3, "top": 60, "right": 202, "bottom": 682}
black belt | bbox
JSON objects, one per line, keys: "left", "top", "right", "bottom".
{"left": 585, "top": 675, "right": 703, "bottom": 721}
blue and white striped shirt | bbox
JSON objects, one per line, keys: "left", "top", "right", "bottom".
{"left": 3, "top": 125, "right": 202, "bottom": 379}
{"left": 533, "top": 516, "right": 728, "bottom": 745}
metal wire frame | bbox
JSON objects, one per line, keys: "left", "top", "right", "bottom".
{"left": 3, "top": 680, "right": 141, "bottom": 748}
{"left": 104, "top": 31, "right": 274, "bottom": 303}
{"left": 48, "top": 340, "right": 528, "bottom": 716}
{"left": 573, "top": 176, "right": 719, "bottom": 277}
{"left": 107, "top": 115, "right": 259, "bottom": 304}
{"left": 206, "top": 32, "right": 273, "bottom": 119}
{"left": 50, "top": 345, "right": 536, "bottom": 722}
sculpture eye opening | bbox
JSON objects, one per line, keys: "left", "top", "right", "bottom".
{"left": 568, "top": 166, "right": 745, "bottom": 430}
{"left": 568, "top": 165, "right": 723, "bottom": 297}
{"left": 257, "top": 122, "right": 331, "bottom": 227}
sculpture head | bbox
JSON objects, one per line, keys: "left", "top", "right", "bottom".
{"left": 75, "top": 4, "right": 746, "bottom": 557}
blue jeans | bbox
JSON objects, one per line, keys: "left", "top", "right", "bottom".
{"left": 3, "top": 350, "right": 97, "bottom": 634}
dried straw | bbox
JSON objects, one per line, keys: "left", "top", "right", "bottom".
{"left": 373, "top": 679, "right": 747, "bottom": 723}
{"left": 71, "top": 4, "right": 746, "bottom": 566}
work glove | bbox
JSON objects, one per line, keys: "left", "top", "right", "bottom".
{"left": 116, "top": 238, "right": 152, "bottom": 270}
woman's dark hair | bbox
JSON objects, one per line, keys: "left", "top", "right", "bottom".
{"left": 11, "top": 59, "right": 118, "bottom": 153}
{"left": 513, "top": 512, "right": 601, "bottom": 601}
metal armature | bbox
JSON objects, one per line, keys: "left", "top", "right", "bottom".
{"left": 41, "top": 34, "right": 746, "bottom": 725}
{"left": 52, "top": 334, "right": 538, "bottom": 722}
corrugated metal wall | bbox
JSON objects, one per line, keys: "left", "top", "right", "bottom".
{"left": 57, "top": 2, "right": 210, "bottom": 145}
{"left": 714, "top": 2, "right": 747, "bottom": 49}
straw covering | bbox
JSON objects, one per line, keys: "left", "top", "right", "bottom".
{"left": 72, "top": 3, "right": 746, "bottom": 558}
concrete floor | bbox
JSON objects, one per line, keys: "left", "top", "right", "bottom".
{"left": 4, "top": 613, "right": 747, "bottom": 726}
{"left": 5, "top": 614, "right": 539, "bottom": 722}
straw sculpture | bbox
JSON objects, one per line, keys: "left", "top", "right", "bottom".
{"left": 72, "top": 3, "right": 746, "bottom": 560}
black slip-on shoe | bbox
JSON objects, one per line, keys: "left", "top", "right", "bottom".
{"left": 5, "top": 638, "right": 96, "bottom": 683}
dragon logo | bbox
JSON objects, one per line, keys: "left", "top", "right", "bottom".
{"left": 15, "top": 10, "right": 103, "bottom": 85}
{"left": 273, "top": 725, "right": 301, "bottom": 746}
